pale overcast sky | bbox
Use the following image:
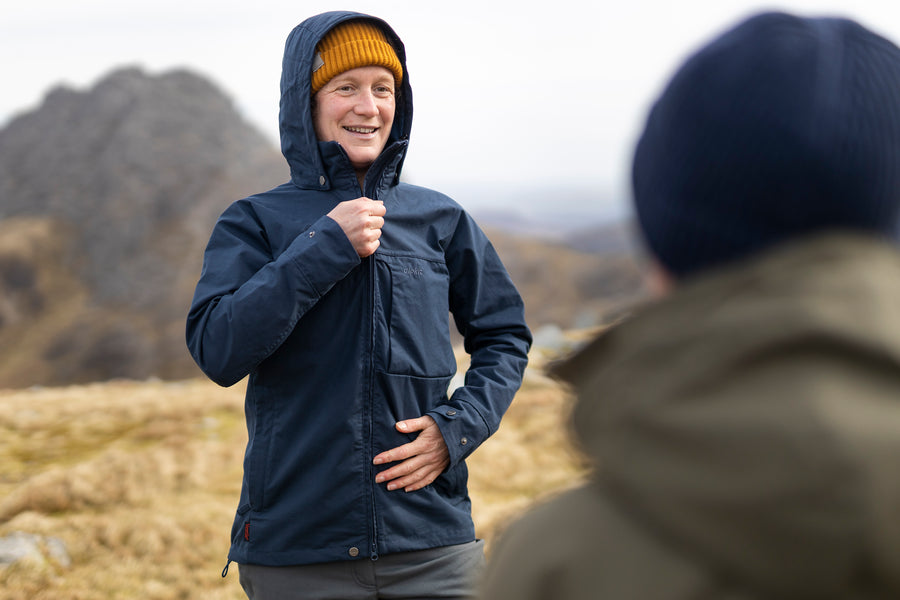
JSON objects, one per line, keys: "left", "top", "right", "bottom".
{"left": 4, "top": 0, "right": 900, "bottom": 216}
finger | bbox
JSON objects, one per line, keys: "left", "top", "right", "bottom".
{"left": 373, "top": 438, "right": 421, "bottom": 465}
{"left": 354, "top": 235, "right": 380, "bottom": 258}
{"left": 376, "top": 445, "right": 449, "bottom": 484}
{"left": 360, "top": 239, "right": 380, "bottom": 258}
{"left": 402, "top": 473, "right": 439, "bottom": 492}
{"left": 395, "top": 456, "right": 448, "bottom": 492}
{"left": 396, "top": 416, "right": 432, "bottom": 434}
{"left": 393, "top": 467, "right": 440, "bottom": 492}
{"left": 375, "top": 460, "right": 443, "bottom": 491}
{"left": 375, "top": 454, "right": 426, "bottom": 484}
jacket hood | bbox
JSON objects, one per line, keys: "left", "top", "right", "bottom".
{"left": 279, "top": 11, "right": 413, "bottom": 190}
{"left": 554, "top": 233, "right": 900, "bottom": 597}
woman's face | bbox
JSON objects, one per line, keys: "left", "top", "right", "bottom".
{"left": 312, "top": 65, "right": 396, "bottom": 177}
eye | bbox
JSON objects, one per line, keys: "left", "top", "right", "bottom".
{"left": 373, "top": 84, "right": 395, "bottom": 97}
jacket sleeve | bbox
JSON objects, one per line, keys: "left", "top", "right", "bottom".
{"left": 185, "top": 200, "right": 361, "bottom": 387}
{"left": 426, "top": 211, "right": 532, "bottom": 466}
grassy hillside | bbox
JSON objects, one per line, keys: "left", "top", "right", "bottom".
{"left": 0, "top": 351, "right": 587, "bottom": 599}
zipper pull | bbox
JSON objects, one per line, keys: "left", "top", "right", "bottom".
{"left": 222, "top": 559, "right": 233, "bottom": 578}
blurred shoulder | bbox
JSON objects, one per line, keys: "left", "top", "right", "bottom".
{"left": 482, "top": 483, "right": 716, "bottom": 600}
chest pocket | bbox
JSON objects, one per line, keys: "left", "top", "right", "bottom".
{"left": 375, "top": 254, "right": 456, "bottom": 377}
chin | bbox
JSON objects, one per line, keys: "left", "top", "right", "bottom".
{"left": 348, "top": 155, "right": 379, "bottom": 171}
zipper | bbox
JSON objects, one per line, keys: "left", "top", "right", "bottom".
{"left": 368, "top": 252, "right": 379, "bottom": 561}
{"left": 365, "top": 174, "right": 380, "bottom": 562}
{"left": 359, "top": 140, "right": 404, "bottom": 561}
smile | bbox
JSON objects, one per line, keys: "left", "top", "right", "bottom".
{"left": 344, "top": 126, "right": 377, "bottom": 134}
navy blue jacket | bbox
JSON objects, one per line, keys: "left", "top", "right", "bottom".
{"left": 185, "top": 11, "right": 531, "bottom": 567}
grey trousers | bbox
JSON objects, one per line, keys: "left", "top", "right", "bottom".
{"left": 238, "top": 540, "right": 485, "bottom": 600}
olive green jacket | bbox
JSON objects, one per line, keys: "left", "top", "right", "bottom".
{"left": 481, "top": 234, "right": 900, "bottom": 599}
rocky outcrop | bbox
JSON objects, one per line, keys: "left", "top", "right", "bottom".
{"left": 0, "top": 67, "right": 287, "bottom": 386}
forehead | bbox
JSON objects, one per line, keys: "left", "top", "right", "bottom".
{"left": 325, "top": 65, "right": 395, "bottom": 85}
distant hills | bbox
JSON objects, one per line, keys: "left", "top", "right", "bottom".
{"left": 0, "top": 66, "right": 646, "bottom": 388}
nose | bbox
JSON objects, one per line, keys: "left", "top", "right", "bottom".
{"left": 353, "top": 89, "right": 379, "bottom": 117}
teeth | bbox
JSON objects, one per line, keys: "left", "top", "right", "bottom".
{"left": 345, "top": 126, "right": 376, "bottom": 134}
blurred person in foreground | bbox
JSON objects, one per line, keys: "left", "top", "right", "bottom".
{"left": 186, "top": 10, "right": 530, "bottom": 600}
{"left": 480, "top": 11, "right": 900, "bottom": 600}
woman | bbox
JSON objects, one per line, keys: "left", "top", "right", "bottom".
{"left": 186, "top": 11, "right": 531, "bottom": 600}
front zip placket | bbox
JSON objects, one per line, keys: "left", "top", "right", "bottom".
{"left": 364, "top": 169, "right": 383, "bottom": 562}
{"left": 366, "top": 249, "right": 379, "bottom": 561}
{"left": 358, "top": 141, "right": 405, "bottom": 562}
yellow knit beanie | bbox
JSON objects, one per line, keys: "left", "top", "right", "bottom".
{"left": 311, "top": 20, "right": 403, "bottom": 94}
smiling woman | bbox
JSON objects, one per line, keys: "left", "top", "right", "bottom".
{"left": 185, "top": 9, "right": 531, "bottom": 600}
{"left": 309, "top": 19, "right": 403, "bottom": 187}
{"left": 312, "top": 66, "right": 397, "bottom": 186}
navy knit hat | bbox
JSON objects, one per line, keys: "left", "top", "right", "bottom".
{"left": 632, "top": 12, "right": 900, "bottom": 278}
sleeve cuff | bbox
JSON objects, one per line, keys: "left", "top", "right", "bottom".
{"left": 286, "top": 215, "right": 360, "bottom": 295}
{"left": 428, "top": 403, "right": 488, "bottom": 467}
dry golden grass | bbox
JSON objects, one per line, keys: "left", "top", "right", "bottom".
{"left": 0, "top": 355, "right": 586, "bottom": 599}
